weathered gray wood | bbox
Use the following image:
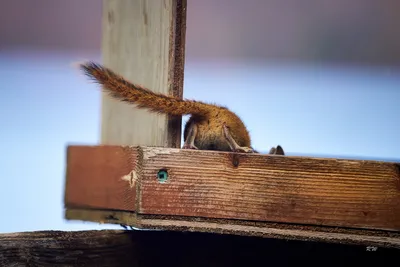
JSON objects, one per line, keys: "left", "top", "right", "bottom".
{"left": 101, "top": 0, "right": 186, "bottom": 148}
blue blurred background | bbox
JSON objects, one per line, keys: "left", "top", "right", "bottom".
{"left": 0, "top": 0, "right": 399, "bottom": 233}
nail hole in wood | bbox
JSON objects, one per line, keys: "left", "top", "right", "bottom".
{"left": 232, "top": 154, "right": 240, "bottom": 167}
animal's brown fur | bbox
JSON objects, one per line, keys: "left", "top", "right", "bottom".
{"left": 79, "top": 62, "right": 253, "bottom": 152}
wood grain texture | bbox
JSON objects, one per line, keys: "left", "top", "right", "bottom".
{"left": 3, "top": 230, "right": 397, "bottom": 266}
{"left": 65, "top": 145, "right": 400, "bottom": 234}
{"left": 138, "top": 217, "right": 400, "bottom": 249}
{"left": 139, "top": 147, "right": 400, "bottom": 231}
{"left": 65, "top": 208, "right": 400, "bottom": 248}
{"left": 0, "top": 230, "right": 137, "bottom": 266}
{"left": 101, "top": 0, "right": 186, "bottom": 147}
{"left": 64, "top": 145, "right": 138, "bottom": 211}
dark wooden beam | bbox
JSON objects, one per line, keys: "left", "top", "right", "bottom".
{"left": 0, "top": 230, "right": 136, "bottom": 266}
{"left": 1, "top": 230, "right": 398, "bottom": 266}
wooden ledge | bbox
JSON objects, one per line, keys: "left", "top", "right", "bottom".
{"left": 3, "top": 229, "right": 398, "bottom": 266}
{"left": 64, "top": 145, "right": 400, "bottom": 248}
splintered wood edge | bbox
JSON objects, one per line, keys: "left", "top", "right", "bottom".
{"left": 65, "top": 208, "right": 139, "bottom": 226}
{"left": 65, "top": 208, "right": 400, "bottom": 249}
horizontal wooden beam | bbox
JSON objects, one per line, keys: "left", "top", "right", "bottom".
{"left": 64, "top": 145, "right": 400, "bottom": 248}
{"left": 65, "top": 208, "right": 400, "bottom": 249}
{"left": 0, "top": 230, "right": 136, "bottom": 266}
{"left": 3, "top": 230, "right": 397, "bottom": 266}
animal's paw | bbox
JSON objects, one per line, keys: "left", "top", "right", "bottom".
{"left": 222, "top": 123, "right": 229, "bottom": 136}
{"left": 235, "top": 146, "right": 255, "bottom": 153}
{"left": 182, "top": 144, "right": 198, "bottom": 150}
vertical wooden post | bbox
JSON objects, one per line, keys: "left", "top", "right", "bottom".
{"left": 101, "top": 0, "right": 187, "bottom": 148}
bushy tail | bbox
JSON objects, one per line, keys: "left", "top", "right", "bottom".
{"left": 79, "top": 62, "right": 212, "bottom": 116}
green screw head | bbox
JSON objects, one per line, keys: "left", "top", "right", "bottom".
{"left": 157, "top": 169, "right": 168, "bottom": 183}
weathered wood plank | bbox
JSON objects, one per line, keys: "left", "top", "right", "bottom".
{"left": 2, "top": 230, "right": 397, "bottom": 266}
{"left": 101, "top": 0, "right": 186, "bottom": 148}
{"left": 64, "top": 145, "right": 138, "bottom": 211}
{"left": 139, "top": 147, "right": 400, "bottom": 231}
{"left": 64, "top": 145, "right": 400, "bottom": 233}
{"left": 0, "top": 230, "right": 137, "bottom": 266}
{"left": 65, "top": 208, "right": 400, "bottom": 249}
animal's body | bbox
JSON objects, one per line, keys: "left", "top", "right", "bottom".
{"left": 79, "top": 62, "right": 283, "bottom": 154}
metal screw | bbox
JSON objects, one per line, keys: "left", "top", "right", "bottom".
{"left": 157, "top": 169, "right": 168, "bottom": 183}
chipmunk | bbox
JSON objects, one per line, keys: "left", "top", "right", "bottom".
{"left": 79, "top": 61, "right": 284, "bottom": 155}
